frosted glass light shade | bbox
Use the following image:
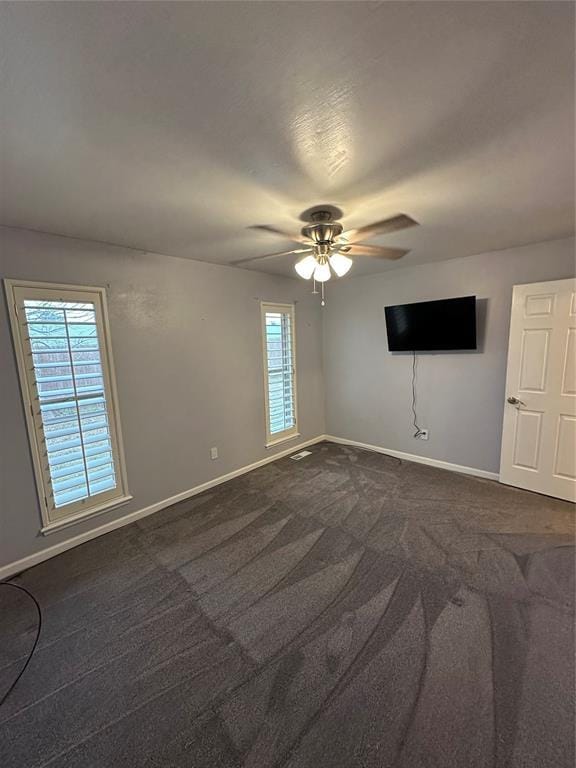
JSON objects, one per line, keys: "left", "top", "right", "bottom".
{"left": 294, "top": 255, "right": 317, "bottom": 280}
{"left": 329, "top": 253, "right": 353, "bottom": 277}
{"left": 313, "top": 262, "right": 331, "bottom": 282}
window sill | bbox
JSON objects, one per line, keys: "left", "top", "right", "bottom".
{"left": 41, "top": 494, "right": 133, "bottom": 535}
{"left": 265, "top": 432, "right": 301, "bottom": 449}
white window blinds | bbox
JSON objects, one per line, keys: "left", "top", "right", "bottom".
{"left": 261, "top": 303, "right": 298, "bottom": 445}
{"left": 6, "top": 281, "right": 130, "bottom": 530}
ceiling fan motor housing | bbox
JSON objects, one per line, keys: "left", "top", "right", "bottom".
{"left": 301, "top": 219, "right": 343, "bottom": 244}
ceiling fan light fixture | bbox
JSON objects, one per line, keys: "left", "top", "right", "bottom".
{"left": 243, "top": 210, "right": 417, "bottom": 302}
{"left": 294, "top": 254, "right": 317, "bottom": 280}
{"left": 313, "top": 261, "right": 331, "bottom": 282}
{"left": 329, "top": 253, "right": 353, "bottom": 277}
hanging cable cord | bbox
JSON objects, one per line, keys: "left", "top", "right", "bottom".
{"left": 411, "top": 350, "right": 424, "bottom": 438}
{"left": 0, "top": 582, "right": 42, "bottom": 709}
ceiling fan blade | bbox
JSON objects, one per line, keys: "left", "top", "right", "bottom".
{"left": 339, "top": 242, "right": 398, "bottom": 254}
{"left": 341, "top": 213, "right": 418, "bottom": 242}
{"left": 233, "top": 248, "right": 313, "bottom": 266}
{"left": 339, "top": 245, "right": 409, "bottom": 260}
{"left": 249, "top": 224, "right": 306, "bottom": 243}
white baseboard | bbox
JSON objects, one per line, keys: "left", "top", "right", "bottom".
{"left": 0, "top": 435, "right": 326, "bottom": 580}
{"left": 324, "top": 435, "right": 500, "bottom": 482}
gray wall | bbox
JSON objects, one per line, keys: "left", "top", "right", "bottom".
{"left": 0, "top": 227, "right": 325, "bottom": 567}
{"left": 2, "top": 228, "right": 574, "bottom": 568}
{"left": 323, "top": 237, "right": 575, "bottom": 473}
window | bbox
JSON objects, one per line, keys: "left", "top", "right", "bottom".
{"left": 5, "top": 280, "right": 130, "bottom": 531}
{"left": 261, "top": 302, "right": 298, "bottom": 446}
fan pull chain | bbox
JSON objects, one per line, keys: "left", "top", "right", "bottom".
{"left": 321, "top": 282, "right": 326, "bottom": 307}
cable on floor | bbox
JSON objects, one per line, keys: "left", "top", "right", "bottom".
{"left": 0, "top": 581, "right": 42, "bottom": 709}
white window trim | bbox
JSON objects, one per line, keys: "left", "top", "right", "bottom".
{"left": 261, "top": 301, "right": 299, "bottom": 448}
{"left": 5, "top": 279, "right": 131, "bottom": 534}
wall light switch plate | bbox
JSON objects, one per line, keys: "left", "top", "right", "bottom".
{"left": 210, "top": 447, "right": 218, "bottom": 459}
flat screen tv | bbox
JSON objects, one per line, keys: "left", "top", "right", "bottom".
{"left": 385, "top": 296, "right": 477, "bottom": 351}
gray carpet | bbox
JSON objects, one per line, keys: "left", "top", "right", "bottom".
{"left": 1, "top": 441, "right": 574, "bottom": 768}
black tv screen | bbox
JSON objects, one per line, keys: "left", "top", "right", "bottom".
{"left": 385, "top": 296, "right": 477, "bottom": 351}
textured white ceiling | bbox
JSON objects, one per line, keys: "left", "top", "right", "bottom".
{"left": 0, "top": 1, "right": 574, "bottom": 278}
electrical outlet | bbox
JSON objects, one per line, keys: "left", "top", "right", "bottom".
{"left": 210, "top": 447, "right": 218, "bottom": 460}
{"left": 417, "top": 429, "right": 429, "bottom": 441}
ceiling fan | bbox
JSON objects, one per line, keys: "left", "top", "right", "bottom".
{"left": 235, "top": 208, "right": 419, "bottom": 284}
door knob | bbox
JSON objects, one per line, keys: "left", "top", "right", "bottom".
{"left": 507, "top": 396, "right": 525, "bottom": 406}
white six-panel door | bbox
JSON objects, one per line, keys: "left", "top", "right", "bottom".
{"left": 500, "top": 278, "right": 576, "bottom": 502}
